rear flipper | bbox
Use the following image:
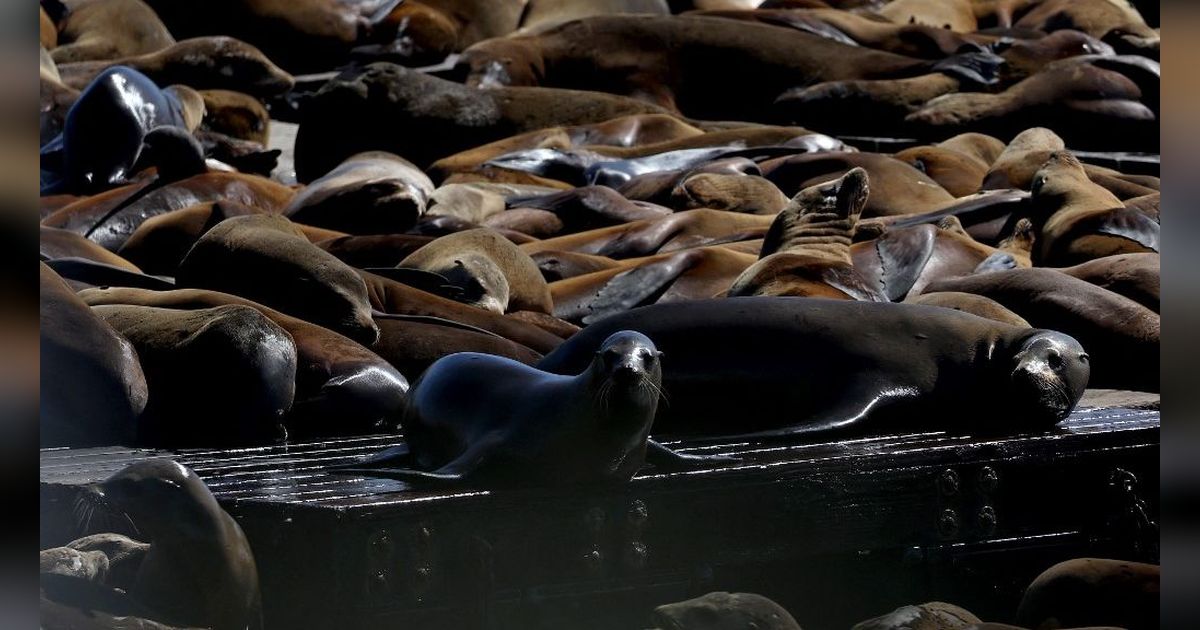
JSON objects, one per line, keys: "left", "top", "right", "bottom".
{"left": 930, "top": 49, "right": 1005, "bottom": 87}
{"left": 645, "top": 439, "right": 739, "bottom": 471}
{"left": 328, "top": 444, "right": 412, "bottom": 471}
{"left": 330, "top": 433, "right": 502, "bottom": 485}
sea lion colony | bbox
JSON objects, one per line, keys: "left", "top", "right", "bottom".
{"left": 39, "top": 0, "right": 1159, "bottom": 628}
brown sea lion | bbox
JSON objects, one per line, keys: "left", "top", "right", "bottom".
{"left": 295, "top": 63, "right": 672, "bottom": 180}
{"left": 458, "top": 15, "right": 1002, "bottom": 121}
{"left": 761, "top": 152, "right": 956, "bottom": 217}
{"left": 79, "top": 286, "right": 410, "bottom": 437}
{"left": 937, "top": 132, "right": 1006, "bottom": 166}
{"left": 52, "top": 0, "right": 176, "bottom": 64}
{"left": 923, "top": 267, "right": 1158, "bottom": 392}
{"left": 879, "top": 0, "right": 976, "bottom": 31}
{"left": 176, "top": 214, "right": 380, "bottom": 344}
{"left": 532, "top": 250, "right": 625, "bottom": 282}
{"left": 1017, "top": 558, "right": 1159, "bottom": 630}
{"left": 284, "top": 151, "right": 434, "bottom": 235}
{"left": 519, "top": 0, "right": 670, "bottom": 31}
{"left": 982, "top": 127, "right": 1066, "bottom": 190}
{"left": 503, "top": 185, "right": 673, "bottom": 235}
{"left": 41, "top": 226, "right": 142, "bottom": 272}
{"left": 1014, "top": 0, "right": 1158, "bottom": 56}
{"left": 774, "top": 73, "right": 962, "bottom": 137}
{"left": 117, "top": 200, "right": 266, "bottom": 275}
{"left": 315, "top": 234, "right": 437, "bottom": 269}
{"left": 1123, "top": 192, "right": 1159, "bottom": 221}
{"left": 57, "top": 36, "right": 295, "bottom": 97}
{"left": 358, "top": 270, "right": 564, "bottom": 354}
{"left": 424, "top": 182, "right": 557, "bottom": 225}
{"left": 1056, "top": 252, "right": 1158, "bottom": 312}
{"left": 650, "top": 592, "right": 802, "bottom": 630}
{"left": 520, "top": 209, "right": 773, "bottom": 258}
{"left": 615, "top": 158, "right": 789, "bottom": 215}
{"left": 198, "top": 90, "right": 269, "bottom": 144}
{"left": 852, "top": 602, "right": 981, "bottom": 630}
{"left": 894, "top": 144, "right": 990, "bottom": 197}
{"left": 399, "top": 228, "right": 554, "bottom": 314}
{"left": 93, "top": 304, "right": 296, "bottom": 446}
{"left": 728, "top": 168, "right": 883, "bottom": 300}
{"left": 994, "top": 29, "right": 1116, "bottom": 83}
{"left": 905, "top": 292, "right": 1031, "bottom": 327}
{"left": 1029, "top": 151, "right": 1157, "bottom": 266}
{"left": 40, "top": 264, "right": 147, "bottom": 447}
{"left": 370, "top": 314, "right": 543, "bottom": 384}
{"left": 482, "top": 208, "right": 565, "bottom": 238}
{"left": 43, "top": 172, "right": 296, "bottom": 252}
{"left": 41, "top": 7, "right": 58, "bottom": 49}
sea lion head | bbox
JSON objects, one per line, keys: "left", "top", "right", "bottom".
{"left": 651, "top": 591, "right": 802, "bottom": 630}
{"left": 1008, "top": 330, "right": 1090, "bottom": 425}
{"left": 87, "top": 460, "right": 220, "bottom": 542}
{"left": 443, "top": 253, "right": 511, "bottom": 314}
{"left": 591, "top": 330, "right": 663, "bottom": 397}
{"left": 169, "top": 37, "right": 295, "bottom": 96}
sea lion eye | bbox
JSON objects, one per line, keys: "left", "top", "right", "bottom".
{"left": 1047, "top": 349, "right": 1063, "bottom": 369}
{"left": 1079, "top": 353, "right": 1089, "bottom": 363}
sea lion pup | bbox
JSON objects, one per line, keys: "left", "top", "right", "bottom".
{"left": 198, "top": 90, "right": 269, "bottom": 144}
{"left": 1056, "top": 253, "right": 1159, "bottom": 312}
{"left": 905, "top": 56, "right": 1157, "bottom": 151}
{"left": 1027, "top": 151, "right": 1158, "bottom": 266}
{"left": 650, "top": 592, "right": 802, "bottom": 630}
{"left": 338, "top": 331, "right": 722, "bottom": 485}
{"left": 923, "top": 268, "right": 1158, "bottom": 392}
{"left": 57, "top": 36, "right": 296, "bottom": 97}
{"left": 520, "top": 209, "right": 774, "bottom": 259}
{"left": 1017, "top": 558, "right": 1159, "bottom": 630}
{"left": 853, "top": 602, "right": 981, "bottom": 630}
{"left": 398, "top": 229, "right": 553, "bottom": 314}
{"left": 43, "top": 171, "right": 295, "bottom": 252}
{"left": 905, "top": 292, "right": 1031, "bottom": 327}
{"left": 538, "top": 298, "right": 1090, "bottom": 439}
{"left": 40, "top": 226, "right": 142, "bottom": 272}
{"left": 51, "top": 0, "right": 175, "bottom": 64}
{"left": 283, "top": 152, "right": 434, "bottom": 235}
{"left": 93, "top": 304, "right": 296, "bottom": 447}
{"left": 761, "top": 152, "right": 955, "bottom": 217}
{"left": 728, "top": 168, "right": 885, "bottom": 300}
{"left": 80, "top": 286, "right": 410, "bottom": 437}
{"left": 458, "top": 15, "right": 1002, "bottom": 121}
{"left": 73, "top": 460, "right": 262, "bottom": 630}
{"left": 40, "top": 264, "right": 147, "bottom": 448}
{"left": 176, "top": 215, "right": 380, "bottom": 345}
{"left": 295, "top": 63, "right": 672, "bottom": 180}
{"left": 551, "top": 246, "right": 758, "bottom": 324}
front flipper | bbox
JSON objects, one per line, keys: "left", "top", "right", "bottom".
{"left": 644, "top": 439, "right": 739, "bottom": 471}
{"left": 332, "top": 432, "right": 504, "bottom": 486}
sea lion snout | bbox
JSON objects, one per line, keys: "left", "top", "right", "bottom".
{"left": 1010, "top": 331, "right": 1090, "bottom": 422}
{"left": 595, "top": 330, "right": 661, "bottom": 384}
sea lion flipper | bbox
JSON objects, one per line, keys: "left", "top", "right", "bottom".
{"left": 582, "top": 252, "right": 699, "bottom": 325}
{"left": 644, "top": 440, "right": 739, "bottom": 470}
{"left": 329, "top": 444, "right": 412, "bottom": 471}
{"left": 974, "top": 252, "right": 1018, "bottom": 274}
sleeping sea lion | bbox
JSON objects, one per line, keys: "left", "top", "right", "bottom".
{"left": 283, "top": 151, "right": 434, "bottom": 235}
{"left": 399, "top": 228, "right": 553, "bottom": 314}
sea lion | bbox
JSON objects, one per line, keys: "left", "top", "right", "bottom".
{"left": 315, "top": 234, "right": 436, "bottom": 269}
{"left": 73, "top": 460, "right": 262, "bottom": 630}
{"left": 369, "top": 314, "right": 543, "bottom": 385}
{"left": 650, "top": 592, "right": 802, "bottom": 630}
{"left": 937, "top": 132, "right": 1006, "bottom": 166}
{"left": 294, "top": 63, "right": 672, "bottom": 180}
{"left": 339, "top": 331, "right": 718, "bottom": 484}
{"left": 615, "top": 158, "right": 790, "bottom": 215}
{"left": 761, "top": 152, "right": 956, "bottom": 217}
{"left": 981, "top": 127, "right": 1066, "bottom": 191}
{"left": 43, "top": 171, "right": 296, "bottom": 252}
{"left": 52, "top": 0, "right": 176, "bottom": 64}
{"left": 728, "top": 168, "right": 884, "bottom": 300}
{"left": 1056, "top": 252, "right": 1158, "bottom": 312}
{"left": 40, "top": 66, "right": 200, "bottom": 195}
{"left": 458, "top": 15, "right": 1002, "bottom": 121}
{"left": 41, "top": 226, "right": 142, "bottom": 272}
{"left": 1014, "top": 0, "right": 1158, "bottom": 56}
{"left": 504, "top": 185, "right": 673, "bottom": 234}
{"left": 923, "top": 267, "right": 1158, "bottom": 392}
{"left": 879, "top": 0, "right": 977, "bottom": 32}
{"left": 399, "top": 228, "right": 554, "bottom": 314}
{"left": 93, "top": 305, "right": 296, "bottom": 446}
{"left": 80, "top": 287, "right": 410, "bottom": 437}
{"left": 904, "top": 292, "right": 1031, "bottom": 327}
{"left": 483, "top": 208, "right": 565, "bottom": 238}
{"left": 284, "top": 151, "right": 434, "bottom": 235}
{"left": 116, "top": 199, "right": 267, "bottom": 275}
{"left": 1017, "top": 558, "right": 1159, "bottom": 630}
{"left": 40, "top": 264, "right": 147, "bottom": 447}
{"left": 520, "top": 209, "right": 773, "bottom": 259}
{"left": 176, "top": 214, "right": 380, "bottom": 345}
{"left": 1028, "top": 151, "right": 1158, "bottom": 265}
{"left": 537, "top": 298, "right": 1091, "bottom": 438}
{"left": 198, "top": 89, "right": 269, "bottom": 144}
{"left": 852, "top": 602, "right": 981, "bottom": 630}
{"left": 57, "top": 36, "right": 295, "bottom": 97}
{"left": 773, "top": 73, "right": 963, "bottom": 137}
{"left": 894, "top": 144, "right": 990, "bottom": 197}
{"left": 519, "top": 0, "right": 670, "bottom": 31}
{"left": 994, "top": 29, "right": 1116, "bottom": 83}
{"left": 533, "top": 250, "right": 625, "bottom": 282}
{"left": 44, "top": 257, "right": 176, "bottom": 292}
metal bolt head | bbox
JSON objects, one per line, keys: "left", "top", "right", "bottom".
{"left": 627, "top": 500, "right": 649, "bottom": 526}
{"left": 978, "top": 505, "right": 997, "bottom": 536}
{"left": 582, "top": 548, "right": 604, "bottom": 572}
{"left": 938, "top": 509, "right": 960, "bottom": 538}
{"left": 623, "top": 542, "right": 648, "bottom": 570}
{"left": 979, "top": 466, "right": 999, "bottom": 494}
{"left": 939, "top": 469, "right": 960, "bottom": 496}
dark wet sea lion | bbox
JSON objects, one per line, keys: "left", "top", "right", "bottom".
{"left": 358, "top": 270, "right": 564, "bottom": 354}
{"left": 177, "top": 215, "right": 380, "bottom": 345}
{"left": 905, "top": 292, "right": 1031, "bottom": 327}
{"left": 1056, "top": 253, "right": 1159, "bottom": 312}
{"left": 761, "top": 152, "right": 956, "bottom": 217}
{"left": 339, "top": 331, "right": 719, "bottom": 484}
{"left": 1017, "top": 558, "right": 1159, "bottom": 630}
{"left": 80, "top": 287, "right": 410, "bottom": 437}
{"left": 77, "top": 460, "right": 262, "bottom": 630}
{"left": 538, "top": 298, "right": 1090, "bottom": 439}
{"left": 923, "top": 267, "right": 1158, "bottom": 392}
{"left": 520, "top": 209, "right": 773, "bottom": 259}
{"left": 198, "top": 89, "right": 269, "bottom": 144}
{"left": 43, "top": 172, "right": 296, "bottom": 252}
{"left": 41, "top": 226, "right": 142, "bottom": 272}
{"left": 57, "top": 36, "right": 295, "bottom": 97}
{"left": 93, "top": 304, "right": 296, "bottom": 446}
{"left": 459, "top": 15, "right": 1002, "bottom": 121}
{"left": 729, "top": 168, "right": 884, "bottom": 300}
{"left": 295, "top": 63, "right": 672, "bottom": 180}
{"left": 316, "top": 234, "right": 437, "bottom": 269}
{"left": 651, "top": 592, "right": 802, "bottom": 630}
{"left": 52, "top": 0, "right": 176, "bottom": 64}
{"left": 400, "top": 228, "right": 553, "bottom": 314}
{"left": 40, "top": 264, "right": 147, "bottom": 447}
{"left": 284, "top": 151, "right": 434, "bottom": 235}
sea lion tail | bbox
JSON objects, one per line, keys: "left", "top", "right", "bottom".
{"left": 930, "top": 48, "right": 1005, "bottom": 88}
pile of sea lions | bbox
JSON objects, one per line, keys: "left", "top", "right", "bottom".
{"left": 40, "top": 0, "right": 1159, "bottom": 626}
